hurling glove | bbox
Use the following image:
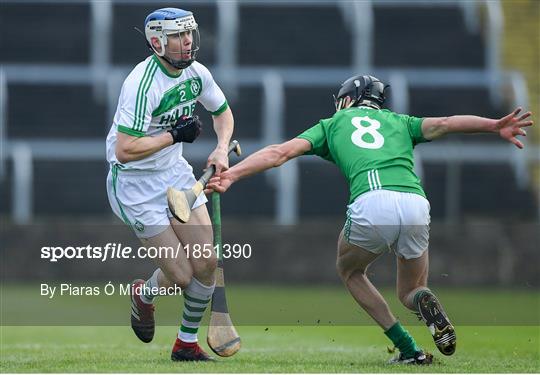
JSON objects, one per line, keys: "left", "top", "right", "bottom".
{"left": 168, "top": 115, "right": 202, "bottom": 144}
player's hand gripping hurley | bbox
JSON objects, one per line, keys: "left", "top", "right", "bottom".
{"left": 167, "top": 140, "right": 241, "bottom": 223}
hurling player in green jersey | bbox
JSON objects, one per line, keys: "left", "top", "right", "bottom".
{"left": 207, "top": 75, "right": 533, "bottom": 365}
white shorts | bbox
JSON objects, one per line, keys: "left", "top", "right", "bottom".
{"left": 343, "top": 189, "right": 431, "bottom": 259}
{"left": 106, "top": 158, "right": 207, "bottom": 239}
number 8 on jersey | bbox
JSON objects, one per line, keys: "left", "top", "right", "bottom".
{"left": 351, "top": 116, "right": 384, "bottom": 150}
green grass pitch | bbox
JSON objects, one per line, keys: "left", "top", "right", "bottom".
{"left": 1, "top": 326, "right": 539, "bottom": 373}
{"left": 1, "top": 286, "right": 539, "bottom": 373}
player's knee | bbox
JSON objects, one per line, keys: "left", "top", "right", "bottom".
{"left": 203, "top": 252, "right": 218, "bottom": 272}
{"left": 193, "top": 253, "right": 218, "bottom": 278}
{"left": 167, "top": 267, "right": 193, "bottom": 289}
{"left": 336, "top": 258, "right": 366, "bottom": 282}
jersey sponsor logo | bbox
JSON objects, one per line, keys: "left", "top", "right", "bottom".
{"left": 182, "top": 102, "right": 196, "bottom": 117}
{"left": 158, "top": 108, "right": 182, "bottom": 125}
{"left": 157, "top": 103, "right": 196, "bottom": 127}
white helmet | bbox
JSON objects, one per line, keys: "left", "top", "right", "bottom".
{"left": 144, "top": 8, "right": 200, "bottom": 69}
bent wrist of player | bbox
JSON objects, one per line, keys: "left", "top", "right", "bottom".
{"left": 224, "top": 169, "right": 242, "bottom": 184}
{"left": 213, "top": 143, "right": 229, "bottom": 155}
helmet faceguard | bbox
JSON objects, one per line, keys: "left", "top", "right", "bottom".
{"left": 334, "top": 75, "right": 389, "bottom": 111}
{"left": 144, "top": 8, "right": 200, "bottom": 69}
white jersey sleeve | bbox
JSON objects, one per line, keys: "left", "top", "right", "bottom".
{"left": 116, "top": 58, "right": 160, "bottom": 137}
{"left": 194, "top": 62, "right": 228, "bottom": 116}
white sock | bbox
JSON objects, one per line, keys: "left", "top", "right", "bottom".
{"left": 140, "top": 268, "right": 160, "bottom": 305}
{"left": 178, "top": 277, "right": 215, "bottom": 343}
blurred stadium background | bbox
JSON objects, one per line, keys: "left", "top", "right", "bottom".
{"left": 1, "top": 0, "right": 539, "bottom": 297}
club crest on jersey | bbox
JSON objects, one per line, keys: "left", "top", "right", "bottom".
{"left": 190, "top": 80, "right": 201, "bottom": 96}
{"left": 134, "top": 220, "right": 145, "bottom": 232}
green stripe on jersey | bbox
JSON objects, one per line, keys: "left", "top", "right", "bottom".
{"left": 211, "top": 101, "right": 229, "bottom": 116}
{"left": 133, "top": 60, "right": 158, "bottom": 132}
{"left": 138, "top": 62, "right": 158, "bottom": 131}
{"left": 151, "top": 77, "right": 203, "bottom": 117}
{"left": 117, "top": 125, "right": 144, "bottom": 137}
{"left": 133, "top": 61, "right": 152, "bottom": 132}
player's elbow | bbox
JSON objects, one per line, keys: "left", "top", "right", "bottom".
{"left": 115, "top": 132, "right": 143, "bottom": 163}
{"left": 115, "top": 144, "right": 134, "bottom": 164}
{"left": 424, "top": 117, "right": 450, "bottom": 140}
{"left": 115, "top": 149, "right": 129, "bottom": 164}
{"left": 263, "top": 145, "right": 286, "bottom": 167}
{"left": 437, "top": 117, "right": 450, "bottom": 135}
{"left": 270, "top": 144, "right": 295, "bottom": 167}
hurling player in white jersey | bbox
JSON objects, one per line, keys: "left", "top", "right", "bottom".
{"left": 105, "top": 8, "right": 233, "bottom": 361}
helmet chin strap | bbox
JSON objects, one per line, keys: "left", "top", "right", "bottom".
{"left": 140, "top": 32, "right": 195, "bottom": 70}
{"left": 161, "top": 54, "right": 193, "bottom": 69}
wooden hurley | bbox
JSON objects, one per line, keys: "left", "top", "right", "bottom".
{"left": 206, "top": 192, "right": 241, "bottom": 357}
{"left": 167, "top": 140, "right": 241, "bottom": 223}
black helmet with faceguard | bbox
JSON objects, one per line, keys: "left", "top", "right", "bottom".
{"left": 334, "top": 75, "right": 389, "bottom": 110}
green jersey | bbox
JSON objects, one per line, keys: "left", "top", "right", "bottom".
{"left": 297, "top": 106, "right": 429, "bottom": 203}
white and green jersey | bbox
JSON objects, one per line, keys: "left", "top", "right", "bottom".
{"left": 106, "top": 55, "right": 228, "bottom": 171}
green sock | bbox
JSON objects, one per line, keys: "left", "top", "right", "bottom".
{"left": 384, "top": 321, "right": 421, "bottom": 358}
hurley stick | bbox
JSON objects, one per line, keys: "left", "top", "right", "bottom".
{"left": 167, "top": 140, "right": 241, "bottom": 223}
{"left": 207, "top": 192, "right": 241, "bottom": 357}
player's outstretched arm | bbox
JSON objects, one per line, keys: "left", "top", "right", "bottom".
{"left": 207, "top": 138, "right": 311, "bottom": 193}
{"left": 421, "top": 107, "right": 533, "bottom": 148}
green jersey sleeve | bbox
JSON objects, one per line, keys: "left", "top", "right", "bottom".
{"left": 296, "top": 120, "right": 335, "bottom": 162}
{"left": 401, "top": 114, "right": 429, "bottom": 145}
